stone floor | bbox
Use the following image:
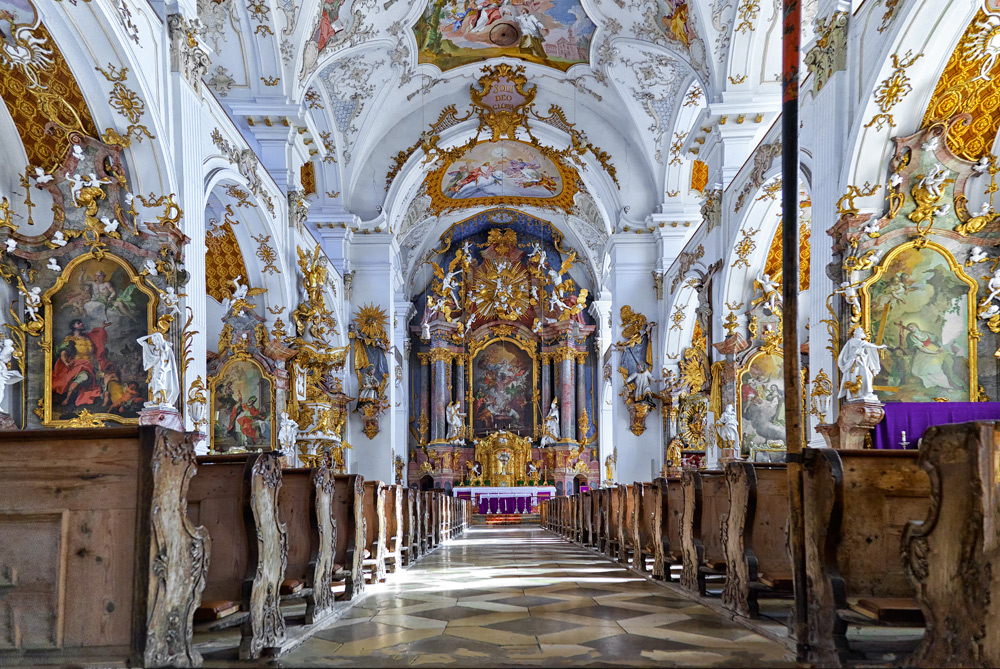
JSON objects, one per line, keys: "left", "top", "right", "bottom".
{"left": 267, "top": 526, "right": 796, "bottom": 667}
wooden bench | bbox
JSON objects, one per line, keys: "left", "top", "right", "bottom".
{"left": 636, "top": 482, "right": 661, "bottom": 576}
{"left": 0, "top": 426, "right": 207, "bottom": 667}
{"left": 803, "top": 448, "right": 930, "bottom": 666}
{"left": 721, "top": 462, "right": 791, "bottom": 618}
{"left": 332, "top": 474, "right": 365, "bottom": 601}
{"left": 421, "top": 491, "right": 435, "bottom": 551}
{"left": 596, "top": 488, "right": 610, "bottom": 553}
{"left": 680, "top": 470, "right": 727, "bottom": 594}
{"left": 187, "top": 451, "right": 287, "bottom": 660}
{"left": 616, "top": 485, "right": 631, "bottom": 565}
{"left": 277, "top": 465, "right": 338, "bottom": 625}
{"left": 657, "top": 476, "right": 684, "bottom": 580}
{"left": 605, "top": 486, "right": 621, "bottom": 560}
{"left": 581, "top": 491, "right": 593, "bottom": 545}
{"left": 627, "top": 484, "right": 644, "bottom": 571}
{"left": 361, "top": 481, "right": 387, "bottom": 584}
{"left": 899, "top": 421, "right": 1000, "bottom": 667}
{"left": 383, "top": 484, "right": 403, "bottom": 574}
{"left": 400, "top": 488, "right": 418, "bottom": 566}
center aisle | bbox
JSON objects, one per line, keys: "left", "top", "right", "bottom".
{"left": 271, "top": 526, "right": 795, "bottom": 667}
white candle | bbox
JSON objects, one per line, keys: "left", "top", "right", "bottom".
{"left": 901, "top": 430, "right": 907, "bottom": 443}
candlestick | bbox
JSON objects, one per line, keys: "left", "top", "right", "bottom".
{"left": 899, "top": 430, "right": 910, "bottom": 449}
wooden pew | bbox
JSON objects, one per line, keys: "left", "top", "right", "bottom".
{"left": 187, "top": 451, "right": 287, "bottom": 660}
{"left": 581, "top": 491, "right": 593, "bottom": 545}
{"left": 0, "top": 426, "right": 207, "bottom": 667}
{"left": 588, "top": 490, "right": 600, "bottom": 548}
{"left": 658, "top": 476, "right": 684, "bottom": 580}
{"left": 332, "top": 474, "right": 365, "bottom": 601}
{"left": 361, "top": 481, "right": 387, "bottom": 584}
{"left": 277, "top": 465, "right": 338, "bottom": 625}
{"left": 383, "top": 484, "right": 403, "bottom": 574}
{"left": 635, "top": 482, "right": 661, "bottom": 576}
{"left": 627, "top": 484, "right": 644, "bottom": 571}
{"left": 803, "top": 448, "right": 930, "bottom": 666}
{"left": 421, "top": 491, "right": 435, "bottom": 551}
{"left": 680, "top": 470, "right": 727, "bottom": 595}
{"left": 901, "top": 421, "right": 1000, "bottom": 668}
{"left": 596, "top": 488, "right": 610, "bottom": 553}
{"left": 606, "top": 486, "right": 621, "bottom": 560}
{"left": 400, "top": 488, "right": 417, "bottom": 566}
{"left": 616, "top": 485, "right": 630, "bottom": 565}
{"left": 721, "top": 462, "right": 791, "bottom": 618}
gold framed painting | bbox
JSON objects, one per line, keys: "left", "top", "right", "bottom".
{"left": 210, "top": 357, "right": 276, "bottom": 452}
{"left": 43, "top": 252, "right": 158, "bottom": 426}
{"left": 735, "top": 349, "right": 786, "bottom": 454}
{"left": 860, "top": 240, "right": 978, "bottom": 402}
{"left": 425, "top": 139, "right": 578, "bottom": 214}
{"left": 467, "top": 335, "right": 539, "bottom": 439}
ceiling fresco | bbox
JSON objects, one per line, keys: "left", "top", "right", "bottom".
{"left": 414, "top": 0, "right": 596, "bottom": 72}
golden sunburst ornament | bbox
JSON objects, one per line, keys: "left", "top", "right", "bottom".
{"left": 472, "top": 257, "right": 530, "bottom": 322}
{"left": 354, "top": 303, "right": 389, "bottom": 344}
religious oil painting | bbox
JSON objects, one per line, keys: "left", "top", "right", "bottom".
{"left": 44, "top": 255, "right": 155, "bottom": 425}
{"left": 470, "top": 340, "right": 535, "bottom": 437}
{"left": 414, "top": 0, "right": 595, "bottom": 73}
{"left": 864, "top": 243, "right": 976, "bottom": 402}
{"left": 737, "top": 351, "right": 786, "bottom": 459}
{"left": 441, "top": 141, "right": 563, "bottom": 201}
{"left": 211, "top": 359, "right": 275, "bottom": 452}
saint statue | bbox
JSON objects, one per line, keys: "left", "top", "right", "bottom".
{"left": 540, "top": 397, "right": 559, "bottom": 446}
{"left": 277, "top": 411, "right": 298, "bottom": 458}
{"left": 526, "top": 459, "right": 539, "bottom": 479}
{"left": 446, "top": 401, "right": 466, "bottom": 444}
{"left": 837, "top": 327, "right": 887, "bottom": 403}
{"left": 137, "top": 332, "right": 179, "bottom": 408}
{"left": 716, "top": 403, "right": 740, "bottom": 450}
{"left": 626, "top": 364, "right": 655, "bottom": 403}
{"left": 0, "top": 338, "right": 23, "bottom": 412}
{"left": 359, "top": 365, "right": 379, "bottom": 402}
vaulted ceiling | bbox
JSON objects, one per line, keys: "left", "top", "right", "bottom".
{"left": 199, "top": 0, "right": 795, "bottom": 280}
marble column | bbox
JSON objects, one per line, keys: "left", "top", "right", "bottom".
{"left": 541, "top": 354, "right": 552, "bottom": 413}
{"left": 418, "top": 353, "right": 430, "bottom": 445}
{"left": 576, "top": 354, "right": 588, "bottom": 443}
{"left": 559, "top": 350, "right": 575, "bottom": 442}
{"left": 431, "top": 350, "right": 448, "bottom": 443}
{"left": 455, "top": 356, "right": 465, "bottom": 414}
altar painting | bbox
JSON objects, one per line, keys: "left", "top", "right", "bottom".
{"left": 211, "top": 359, "right": 275, "bottom": 451}
{"left": 470, "top": 340, "right": 535, "bottom": 437}
{"left": 863, "top": 243, "right": 976, "bottom": 402}
{"left": 44, "top": 255, "right": 155, "bottom": 424}
{"left": 737, "top": 351, "right": 786, "bottom": 457}
{"left": 414, "top": 0, "right": 595, "bottom": 73}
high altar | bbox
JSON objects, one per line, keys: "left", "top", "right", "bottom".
{"left": 406, "top": 211, "right": 601, "bottom": 495}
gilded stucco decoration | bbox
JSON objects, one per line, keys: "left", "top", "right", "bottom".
{"left": 864, "top": 50, "right": 922, "bottom": 132}
{"left": 921, "top": 8, "right": 1000, "bottom": 161}
{"left": 616, "top": 306, "right": 657, "bottom": 436}
{"left": 206, "top": 205, "right": 250, "bottom": 303}
{"left": 351, "top": 303, "right": 390, "bottom": 439}
{"left": 0, "top": 3, "right": 98, "bottom": 169}
{"left": 390, "top": 64, "right": 617, "bottom": 207}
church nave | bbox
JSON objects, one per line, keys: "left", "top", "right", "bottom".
{"left": 222, "top": 527, "right": 794, "bottom": 668}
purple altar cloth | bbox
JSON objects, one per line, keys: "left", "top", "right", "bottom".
{"left": 478, "top": 498, "right": 488, "bottom": 514}
{"left": 489, "top": 498, "right": 499, "bottom": 514}
{"left": 872, "top": 402, "right": 1000, "bottom": 449}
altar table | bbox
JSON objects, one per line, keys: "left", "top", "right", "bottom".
{"left": 453, "top": 486, "right": 556, "bottom": 514}
{"left": 872, "top": 402, "right": 1000, "bottom": 449}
